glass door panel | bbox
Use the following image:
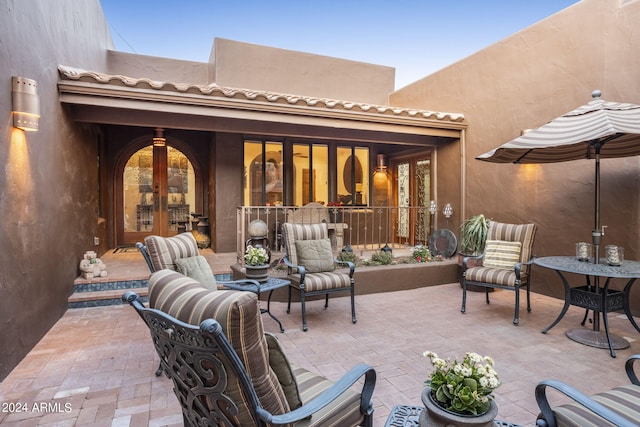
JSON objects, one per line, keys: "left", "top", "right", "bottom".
{"left": 167, "top": 146, "right": 195, "bottom": 231}
{"left": 123, "top": 146, "right": 154, "bottom": 234}
{"left": 393, "top": 155, "right": 432, "bottom": 246}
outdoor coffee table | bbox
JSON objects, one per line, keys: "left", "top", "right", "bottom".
{"left": 383, "top": 405, "right": 522, "bottom": 427}
{"left": 221, "top": 277, "right": 290, "bottom": 332}
{"left": 534, "top": 256, "right": 640, "bottom": 357}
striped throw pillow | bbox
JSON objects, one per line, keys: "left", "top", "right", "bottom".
{"left": 483, "top": 240, "right": 522, "bottom": 270}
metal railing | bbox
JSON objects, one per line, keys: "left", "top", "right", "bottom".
{"left": 236, "top": 205, "right": 433, "bottom": 264}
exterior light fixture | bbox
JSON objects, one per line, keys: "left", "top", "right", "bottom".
{"left": 429, "top": 200, "right": 437, "bottom": 215}
{"left": 153, "top": 128, "right": 166, "bottom": 146}
{"left": 443, "top": 203, "right": 453, "bottom": 218}
{"left": 12, "top": 76, "right": 39, "bottom": 131}
{"left": 443, "top": 203, "right": 453, "bottom": 228}
{"left": 375, "top": 154, "right": 388, "bottom": 172}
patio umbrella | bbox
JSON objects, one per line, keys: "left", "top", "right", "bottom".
{"left": 476, "top": 90, "right": 640, "bottom": 263}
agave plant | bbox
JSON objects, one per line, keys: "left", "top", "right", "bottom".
{"left": 459, "top": 214, "right": 490, "bottom": 256}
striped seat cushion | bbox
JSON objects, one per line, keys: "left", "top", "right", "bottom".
{"left": 550, "top": 384, "right": 640, "bottom": 427}
{"left": 288, "top": 271, "right": 352, "bottom": 292}
{"left": 292, "top": 365, "right": 364, "bottom": 427}
{"left": 144, "top": 232, "right": 200, "bottom": 272}
{"left": 148, "top": 269, "right": 290, "bottom": 425}
{"left": 465, "top": 266, "right": 528, "bottom": 287}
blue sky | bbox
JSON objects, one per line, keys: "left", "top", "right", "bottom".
{"left": 100, "top": 1, "right": 579, "bottom": 89}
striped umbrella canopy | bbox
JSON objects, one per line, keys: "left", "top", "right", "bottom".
{"left": 476, "top": 90, "right": 640, "bottom": 262}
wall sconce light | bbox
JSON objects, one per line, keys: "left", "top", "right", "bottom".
{"left": 443, "top": 203, "right": 453, "bottom": 227}
{"left": 12, "top": 76, "right": 40, "bottom": 131}
{"left": 153, "top": 128, "right": 166, "bottom": 146}
{"left": 375, "top": 154, "right": 388, "bottom": 172}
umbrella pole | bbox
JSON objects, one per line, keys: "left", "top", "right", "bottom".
{"left": 591, "top": 145, "right": 602, "bottom": 331}
{"left": 592, "top": 147, "right": 601, "bottom": 265}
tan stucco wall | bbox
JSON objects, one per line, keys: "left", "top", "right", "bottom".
{"left": 212, "top": 38, "right": 396, "bottom": 105}
{"left": 0, "top": 0, "right": 113, "bottom": 380}
{"left": 107, "top": 50, "right": 209, "bottom": 84}
{"left": 391, "top": 0, "right": 640, "bottom": 303}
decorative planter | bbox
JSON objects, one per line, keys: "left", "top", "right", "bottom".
{"left": 419, "top": 387, "right": 498, "bottom": 427}
{"left": 245, "top": 264, "right": 269, "bottom": 282}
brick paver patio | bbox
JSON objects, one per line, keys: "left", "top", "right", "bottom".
{"left": 1, "top": 278, "right": 638, "bottom": 426}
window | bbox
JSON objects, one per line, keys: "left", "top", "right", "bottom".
{"left": 293, "top": 143, "right": 328, "bottom": 206}
{"left": 337, "top": 146, "right": 369, "bottom": 205}
{"left": 244, "top": 140, "right": 283, "bottom": 206}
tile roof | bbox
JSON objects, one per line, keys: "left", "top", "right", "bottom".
{"left": 58, "top": 65, "right": 465, "bottom": 124}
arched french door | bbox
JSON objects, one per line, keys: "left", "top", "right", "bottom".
{"left": 117, "top": 142, "right": 198, "bottom": 245}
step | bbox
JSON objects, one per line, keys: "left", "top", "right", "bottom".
{"left": 68, "top": 287, "right": 149, "bottom": 309}
{"left": 68, "top": 273, "right": 234, "bottom": 308}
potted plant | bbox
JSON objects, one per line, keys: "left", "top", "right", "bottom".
{"left": 457, "top": 214, "right": 491, "bottom": 288}
{"left": 244, "top": 245, "right": 269, "bottom": 282}
{"left": 421, "top": 350, "right": 500, "bottom": 426}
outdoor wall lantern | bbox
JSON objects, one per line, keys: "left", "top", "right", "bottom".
{"left": 375, "top": 154, "right": 388, "bottom": 173}
{"left": 12, "top": 76, "right": 39, "bottom": 131}
{"left": 429, "top": 200, "right": 438, "bottom": 215}
{"left": 443, "top": 203, "right": 453, "bottom": 227}
{"left": 153, "top": 128, "right": 166, "bottom": 146}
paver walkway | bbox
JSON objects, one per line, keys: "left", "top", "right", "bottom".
{"left": 1, "top": 281, "right": 638, "bottom": 426}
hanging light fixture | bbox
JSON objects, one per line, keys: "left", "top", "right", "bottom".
{"left": 153, "top": 128, "right": 166, "bottom": 146}
{"left": 12, "top": 76, "right": 40, "bottom": 131}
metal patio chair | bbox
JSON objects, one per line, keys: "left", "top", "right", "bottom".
{"left": 281, "top": 222, "right": 356, "bottom": 331}
{"left": 461, "top": 221, "right": 537, "bottom": 325}
{"left": 535, "top": 353, "right": 640, "bottom": 426}
{"left": 122, "top": 273, "right": 376, "bottom": 427}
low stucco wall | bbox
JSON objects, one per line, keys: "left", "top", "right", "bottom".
{"left": 231, "top": 259, "right": 460, "bottom": 302}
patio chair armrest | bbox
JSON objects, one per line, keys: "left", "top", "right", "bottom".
{"left": 335, "top": 259, "right": 355, "bottom": 276}
{"left": 218, "top": 279, "right": 261, "bottom": 293}
{"left": 136, "top": 242, "right": 155, "bottom": 273}
{"left": 260, "top": 363, "right": 376, "bottom": 425}
{"left": 535, "top": 379, "right": 637, "bottom": 427}
{"left": 462, "top": 255, "right": 483, "bottom": 270}
{"left": 283, "top": 256, "right": 306, "bottom": 280}
{"left": 514, "top": 256, "right": 536, "bottom": 280}
{"left": 626, "top": 354, "right": 640, "bottom": 385}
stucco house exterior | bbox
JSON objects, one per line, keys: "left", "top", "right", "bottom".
{"left": 1, "top": 0, "right": 638, "bottom": 380}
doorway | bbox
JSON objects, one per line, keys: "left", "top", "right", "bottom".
{"left": 392, "top": 154, "right": 432, "bottom": 246}
{"left": 117, "top": 144, "right": 197, "bottom": 245}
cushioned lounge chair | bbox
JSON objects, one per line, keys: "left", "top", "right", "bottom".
{"left": 461, "top": 221, "right": 537, "bottom": 325}
{"left": 136, "top": 231, "right": 263, "bottom": 375}
{"left": 123, "top": 269, "right": 376, "bottom": 426}
{"left": 535, "top": 353, "right": 640, "bottom": 427}
{"left": 281, "top": 222, "right": 356, "bottom": 331}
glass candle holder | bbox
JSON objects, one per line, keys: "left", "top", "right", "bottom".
{"left": 605, "top": 245, "right": 623, "bottom": 266}
{"left": 576, "top": 242, "right": 592, "bottom": 262}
